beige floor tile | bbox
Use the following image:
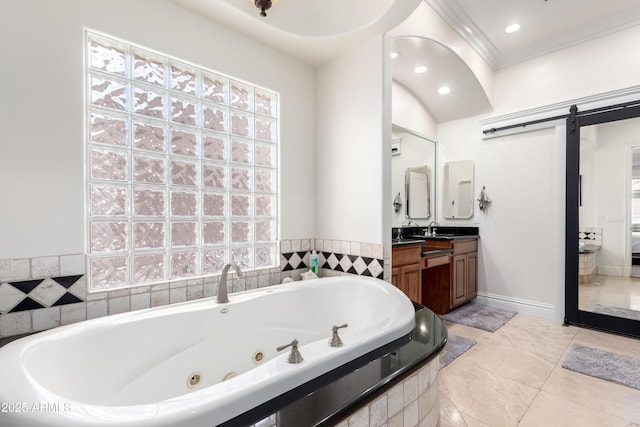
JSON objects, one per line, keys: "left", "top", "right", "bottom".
{"left": 492, "top": 314, "right": 578, "bottom": 363}
{"left": 440, "top": 392, "right": 491, "bottom": 427}
{"left": 518, "top": 390, "right": 632, "bottom": 427}
{"left": 542, "top": 362, "right": 640, "bottom": 423}
{"left": 460, "top": 413, "right": 491, "bottom": 427}
{"left": 572, "top": 327, "right": 640, "bottom": 358}
{"left": 439, "top": 361, "right": 538, "bottom": 427}
{"left": 443, "top": 321, "right": 487, "bottom": 341}
{"left": 441, "top": 306, "right": 640, "bottom": 427}
{"left": 439, "top": 391, "right": 468, "bottom": 427}
{"left": 466, "top": 332, "right": 557, "bottom": 389}
{"left": 579, "top": 274, "right": 640, "bottom": 311}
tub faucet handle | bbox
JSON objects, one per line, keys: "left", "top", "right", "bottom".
{"left": 329, "top": 324, "right": 348, "bottom": 347}
{"left": 277, "top": 339, "right": 304, "bottom": 364}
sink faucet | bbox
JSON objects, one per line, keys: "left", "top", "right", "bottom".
{"left": 427, "top": 220, "right": 439, "bottom": 236}
{"left": 217, "top": 263, "right": 243, "bottom": 303}
{"left": 407, "top": 220, "right": 419, "bottom": 227}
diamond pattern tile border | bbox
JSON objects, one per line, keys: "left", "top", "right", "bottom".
{"left": 281, "top": 251, "right": 383, "bottom": 279}
{"left": 0, "top": 275, "right": 84, "bottom": 314}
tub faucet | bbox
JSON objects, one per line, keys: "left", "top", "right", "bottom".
{"left": 277, "top": 339, "right": 304, "bottom": 364}
{"left": 427, "top": 220, "right": 439, "bottom": 236}
{"left": 217, "top": 263, "right": 243, "bottom": 304}
{"left": 329, "top": 324, "right": 348, "bottom": 347}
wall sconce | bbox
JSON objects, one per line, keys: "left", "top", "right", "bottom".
{"left": 393, "top": 192, "right": 403, "bottom": 213}
{"left": 254, "top": 0, "right": 276, "bottom": 17}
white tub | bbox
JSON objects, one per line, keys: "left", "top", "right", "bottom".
{"left": 0, "top": 276, "right": 415, "bottom": 427}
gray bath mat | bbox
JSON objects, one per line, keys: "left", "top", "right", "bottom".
{"left": 562, "top": 344, "right": 640, "bottom": 390}
{"left": 440, "top": 334, "right": 476, "bottom": 369}
{"left": 441, "top": 303, "right": 517, "bottom": 332}
{"left": 592, "top": 304, "right": 640, "bottom": 321}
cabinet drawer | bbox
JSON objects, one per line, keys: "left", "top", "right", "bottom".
{"left": 392, "top": 245, "right": 422, "bottom": 267}
{"left": 453, "top": 240, "right": 477, "bottom": 254}
{"left": 424, "top": 254, "right": 450, "bottom": 269}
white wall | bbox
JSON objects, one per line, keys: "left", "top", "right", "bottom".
{"left": 493, "top": 26, "right": 640, "bottom": 115}
{"left": 316, "top": 36, "right": 389, "bottom": 244}
{"left": 436, "top": 25, "right": 640, "bottom": 320}
{"left": 0, "top": 0, "right": 316, "bottom": 259}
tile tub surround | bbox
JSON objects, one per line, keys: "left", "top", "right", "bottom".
{"left": 0, "top": 239, "right": 385, "bottom": 339}
{"left": 237, "top": 304, "right": 445, "bottom": 427}
{"left": 579, "top": 227, "right": 602, "bottom": 246}
{"left": 579, "top": 250, "right": 599, "bottom": 285}
{"left": 578, "top": 228, "right": 602, "bottom": 285}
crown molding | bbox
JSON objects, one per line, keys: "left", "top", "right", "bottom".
{"left": 426, "top": 0, "right": 500, "bottom": 69}
{"left": 427, "top": 0, "right": 640, "bottom": 70}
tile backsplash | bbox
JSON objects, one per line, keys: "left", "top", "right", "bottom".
{"left": 0, "top": 238, "right": 385, "bottom": 338}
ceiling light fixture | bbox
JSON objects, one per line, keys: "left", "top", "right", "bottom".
{"left": 254, "top": 0, "right": 274, "bottom": 17}
{"left": 505, "top": 23, "right": 520, "bottom": 33}
{"left": 438, "top": 86, "right": 450, "bottom": 95}
{"left": 391, "top": 52, "right": 400, "bottom": 59}
{"left": 414, "top": 65, "right": 428, "bottom": 74}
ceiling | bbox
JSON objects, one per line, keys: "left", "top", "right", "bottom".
{"left": 391, "top": 37, "right": 492, "bottom": 123}
{"left": 173, "top": 0, "right": 640, "bottom": 123}
{"left": 393, "top": 0, "right": 640, "bottom": 122}
{"left": 428, "top": 0, "right": 640, "bottom": 69}
{"left": 172, "top": 0, "right": 421, "bottom": 65}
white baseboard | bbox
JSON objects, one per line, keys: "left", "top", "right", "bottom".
{"left": 598, "top": 266, "right": 624, "bottom": 276}
{"left": 475, "top": 292, "right": 560, "bottom": 321}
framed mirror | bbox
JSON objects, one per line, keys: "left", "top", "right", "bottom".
{"left": 391, "top": 125, "right": 436, "bottom": 226}
{"left": 443, "top": 160, "right": 474, "bottom": 219}
{"left": 565, "top": 102, "right": 640, "bottom": 338}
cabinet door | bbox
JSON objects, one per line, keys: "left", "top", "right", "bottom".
{"left": 466, "top": 252, "right": 478, "bottom": 299}
{"left": 391, "top": 267, "right": 400, "bottom": 288}
{"left": 401, "top": 263, "right": 421, "bottom": 303}
{"left": 451, "top": 254, "right": 467, "bottom": 307}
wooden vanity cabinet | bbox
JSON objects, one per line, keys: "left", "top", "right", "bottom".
{"left": 421, "top": 253, "right": 451, "bottom": 314}
{"left": 391, "top": 244, "right": 422, "bottom": 303}
{"left": 425, "top": 238, "right": 478, "bottom": 312}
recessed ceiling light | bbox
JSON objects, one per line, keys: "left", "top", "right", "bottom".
{"left": 391, "top": 51, "right": 400, "bottom": 59}
{"left": 438, "top": 86, "right": 450, "bottom": 95}
{"left": 505, "top": 23, "right": 520, "bottom": 33}
{"left": 414, "top": 65, "right": 428, "bottom": 74}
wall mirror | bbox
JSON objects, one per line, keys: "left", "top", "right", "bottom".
{"left": 442, "top": 160, "right": 474, "bottom": 219}
{"left": 391, "top": 125, "right": 436, "bottom": 226}
{"left": 565, "top": 102, "right": 640, "bottom": 338}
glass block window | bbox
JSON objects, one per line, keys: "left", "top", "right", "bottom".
{"left": 86, "top": 31, "right": 279, "bottom": 291}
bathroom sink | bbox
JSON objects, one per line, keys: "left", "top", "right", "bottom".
{"left": 408, "top": 234, "right": 431, "bottom": 239}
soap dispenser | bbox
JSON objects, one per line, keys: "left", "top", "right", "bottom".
{"left": 310, "top": 250, "right": 319, "bottom": 275}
